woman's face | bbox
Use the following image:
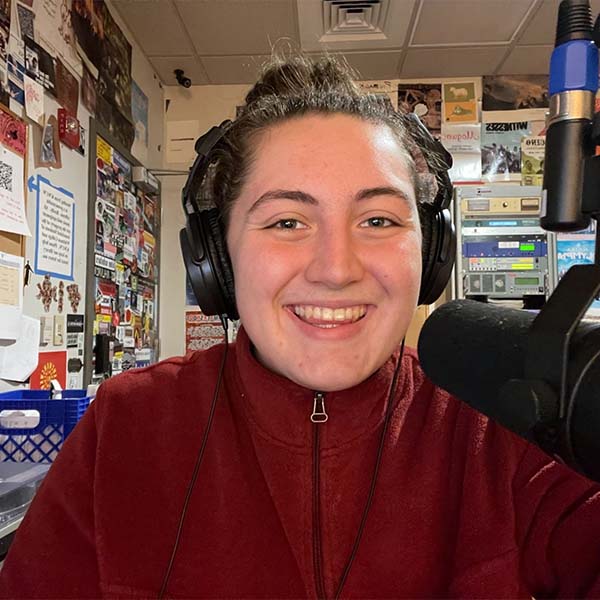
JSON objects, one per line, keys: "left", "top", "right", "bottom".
{"left": 227, "top": 114, "right": 422, "bottom": 391}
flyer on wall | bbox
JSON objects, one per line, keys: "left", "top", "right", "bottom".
{"left": 440, "top": 123, "right": 482, "bottom": 183}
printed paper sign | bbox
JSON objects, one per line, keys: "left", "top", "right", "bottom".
{"left": 0, "top": 146, "right": 30, "bottom": 236}
{"left": 34, "top": 176, "right": 75, "bottom": 279}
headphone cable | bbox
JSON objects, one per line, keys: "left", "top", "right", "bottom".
{"left": 158, "top": 315, "right": 230, "bottom": 598}
{"left": 334, "top": 339, "right": 406, "bottom": 599}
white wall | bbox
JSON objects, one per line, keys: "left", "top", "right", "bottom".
{"left": 159, "top": 84, "right": 248, "bottom": 359}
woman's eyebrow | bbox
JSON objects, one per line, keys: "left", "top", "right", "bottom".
{"left": 248, "top": 186, "right": 413, "bottom": 214}
{"left": 354, "top": 186, "right": 413, "bottom": 207}
{"left": 248, "top": 190, "right": 317, "bottom": 214}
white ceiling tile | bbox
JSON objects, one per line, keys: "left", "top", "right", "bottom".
{"left": 149, "top": 56, "right": 209, "bottom": 85}
{"left": 336, "top": 51, "right": 402, "bottom": 80}
{"left": 402, "top": 46, "right": 507, "bottom": 78}
{"left": 201, "top": 55, "right": 272, "bottom": 85}
{"left": 298, "top": 0, "right": 416, "bottom": 52}
{"left": 111, "top": 0, "right": 194, "bottom": 56}
{"left": 174, "top": 0, "right": 298, "bottom": 56}
{"left": 518, "top": 0, "right": 559, "bottom": 45}
{"left": 498, "top": 45, "right": 552, "bottom": 74}
{"left": 412, "top": 0, "right": 534, "bottom": 45}
{"left": 520, "top": 0, "right": 600, "bottom": 45}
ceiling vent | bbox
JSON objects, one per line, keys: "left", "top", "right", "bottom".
{"left": 297, "top": 0, "right": 414, "bottom": 52}
{"left": 321, "top": 0, "right": 389, "bottom": 41}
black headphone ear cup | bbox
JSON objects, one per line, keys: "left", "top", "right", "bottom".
{"left": 418, "top": 204, "right": 456, "bottom": 306}
{"left": 179, "top": 209, "right": 238, "bottom": 320}
{"left": 203, "top": 209, "right": 237, "bottom": 318}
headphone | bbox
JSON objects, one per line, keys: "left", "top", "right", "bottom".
{"left": 180, "top": 114, "right": 456, "bottom": 319}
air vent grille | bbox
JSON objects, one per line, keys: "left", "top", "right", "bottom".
{"left": 322, "top": 0, "right": 389, "bottom": 36}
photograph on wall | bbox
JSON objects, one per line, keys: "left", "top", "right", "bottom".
{"left": 482, "top": 75, "right": 549, "bottom": 111}
{"left": 397, "top": 83, "right": 442, "bottom": 138}
{"left": 16, "top": 3, "right": 34, "bottom": 40}
{"left": 7, "top": 34, "right": 25, "bottom": 105}
{"left": 442, "top": 82, "right": 477, "bottom": 123}
{"left": 481, "top": 121, "right": 537, "bottom": 182}
{"left": 24, "top": 35, "right": 56, "bottom": 96}
{"left": 521, "top": 136, "right": 545, "bottom": 186}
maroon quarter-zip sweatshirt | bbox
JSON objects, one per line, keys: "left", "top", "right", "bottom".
{"left": 2, "top": 327, "right": 600, "bottom": 598}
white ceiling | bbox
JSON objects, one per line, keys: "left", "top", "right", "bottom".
{"left": 111, "top": 0, "right": 600, "bottom": 86}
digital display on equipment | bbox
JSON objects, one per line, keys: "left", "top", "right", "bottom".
{"left": 515, "top": 277, "right": 538, "bottom": 285}
{"left": 519, "top": 243, "right": 535, "bottom": 251}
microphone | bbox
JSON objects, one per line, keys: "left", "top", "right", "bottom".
{"left": 418, "top": 299, "right": 600, "bottom": 482}
{"left": 541, "top": 0, "right": 598, "bottom": 231}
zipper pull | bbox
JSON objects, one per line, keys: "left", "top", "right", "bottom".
{"left": 311, "top": 392, "right": 328, "bottom": 423}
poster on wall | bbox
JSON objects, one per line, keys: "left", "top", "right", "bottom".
{"left": 30, "top": 350, "right": 67, "bottom": 389}
{"left": 556, "top": 231, "right": 600, "bottom": 317}
{"left": 483, "top": 75, "right": 549, "bottom": 111}
{"left": 34, "top": 0, "right": 81, "bottom": 76}
{"left": 131, "top": 79, "right": 148, "bottom": 149}
{"left": 397, "top": 83, "right": 442, "bottom": 138}
{"left": 521, "top": 136, "right": 545, "bottom": 186}
{"left": 358, "top": 80, "right": 397, "bottom": 110}
{"left": 71, "top": 1, "right": 133, "bottom": 148}
{"left": 33, "top": 176, "right": 75, "bottom": 280}
{"left": 440, "top": 123, "right": 482, "bottom": 183}
{"left": 481, "top": 121, "right": 545, "bottom": 182}
{"left": 442, "top": 82, "right": 478, "bottom": 123}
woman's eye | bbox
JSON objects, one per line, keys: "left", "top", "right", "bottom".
{"left": 269, "top": 219, "right": 306, "bottom": 230}
{"left": 361, "top": 216, "right": 396, "bottom": 228}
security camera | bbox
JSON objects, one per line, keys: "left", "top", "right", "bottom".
{"left": 174, "top": 69, "right": 192, "bottom": 88}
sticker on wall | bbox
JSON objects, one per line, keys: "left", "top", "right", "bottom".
{"left": 66, "top": 314, "right": 84, "bottom": 349}
{"left": 30, "top": 350, "right": 67, "bottom": 389}
{"left": 66, "top": 283, "right": 81, "bottom": 312}
{"left": 185, "top": 311, "right": 224, "bottom": 352}
{"left": 36, "top": 273, "right": 56, "bottom": 312}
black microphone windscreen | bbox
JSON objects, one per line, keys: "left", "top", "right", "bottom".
{"left": 417, "top": 300, "right": 535, "bottom": 431}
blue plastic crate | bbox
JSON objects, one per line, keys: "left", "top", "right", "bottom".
{"left": 0, "top": 390, "right": 92, "bottom": 463}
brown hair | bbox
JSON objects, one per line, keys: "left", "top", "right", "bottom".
{"left": 203, "top": 55, "right": 438, "bottom": 228}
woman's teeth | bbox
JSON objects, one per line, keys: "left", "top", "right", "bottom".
{"left": 292, "top": 305, "right": 366, "bottom": 327}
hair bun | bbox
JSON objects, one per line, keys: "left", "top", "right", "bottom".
{"left": 244, "top": 56, "right": 360, "bottom": 110}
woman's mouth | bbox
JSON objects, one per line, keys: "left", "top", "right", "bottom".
{"left": 290, "top": 304, "right": 367, "bottom": 328}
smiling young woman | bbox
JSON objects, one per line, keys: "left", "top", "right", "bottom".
{"left": 2, "top": 55, "right": 600, "bottom": 600}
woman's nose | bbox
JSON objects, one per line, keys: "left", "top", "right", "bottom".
{"left": 304, "top": 227, "right": 364, "bottom": 289}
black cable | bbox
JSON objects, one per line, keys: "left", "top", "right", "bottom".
{"left": 158, "top": 315, "right": 230, "bottom": 598}
{"left": 334, "top": 339, "right": 406, "bottom": 599}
